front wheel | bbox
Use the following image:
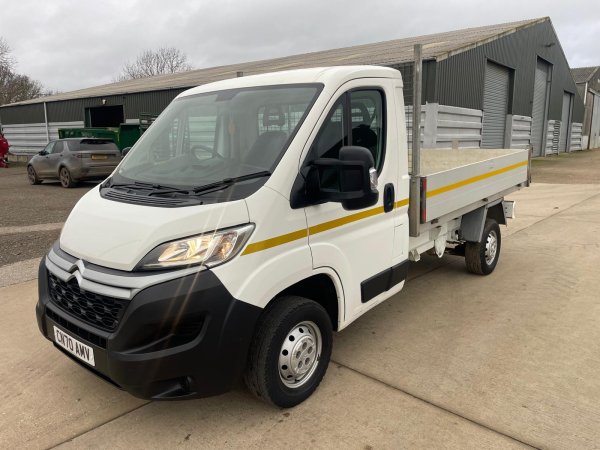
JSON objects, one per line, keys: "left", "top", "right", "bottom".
{"left": 59, "top": 167, "right": 76, "bottom": 188}
{"left": 465, "top": 218, "right": 501, "bottom": 275}
{"left": 27, "top": 165, "right": 42, "bottom": 185}
{"left": 244, "top": 296, "right": 333, "bottom": 408}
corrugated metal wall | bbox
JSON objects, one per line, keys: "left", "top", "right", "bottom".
{"left": 0, "top": 89, "right": 186, "bottom": 125}
{"left": 2, "top": 121, "right": 84, "bottom": 155}
{"left": 0, "top": 103, "right": 45, "bottom": 124}
{"left": 434, "top": 20, "right": 584, "bottom": 123}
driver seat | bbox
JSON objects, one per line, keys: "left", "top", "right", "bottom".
{"left": 245, "top": 106, "right": 288, "bottom": 169}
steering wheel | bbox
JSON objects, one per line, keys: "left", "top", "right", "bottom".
{"left": 190, "top": 144, "right": 223, "bottom": 161}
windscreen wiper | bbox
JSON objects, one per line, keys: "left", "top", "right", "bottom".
{"left": 109, "top": 180, "right": 177, "bottom": 190}
{"left": 191, "top": 171, "right": 271, "bottom": 194}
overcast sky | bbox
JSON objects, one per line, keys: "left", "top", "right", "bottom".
{"left": 1, "top": 0, "right": 598, "bottom": 93}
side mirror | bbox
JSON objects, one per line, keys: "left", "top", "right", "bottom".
{"left": 39, "top": 150, "right": 48, "bottom": 156}
{"left": 307, "top": 146, "right": 379, "bottom": 210}
{"left": 121, "top": 147, "right": 132, "bottom": 157}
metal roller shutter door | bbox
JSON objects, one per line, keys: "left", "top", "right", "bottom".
{"left": 481, "top": 62, "right": 510, "bottom": 149}
{"left": 531, "top": 60, "right": 550, "bottom": 156}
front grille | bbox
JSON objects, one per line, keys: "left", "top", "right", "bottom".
{"left": 48, "top": 273, "right": 128, "bottom": 332}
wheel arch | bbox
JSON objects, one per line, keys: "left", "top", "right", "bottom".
{"left": 265, "top": 269, "right": 343, "bottom": 331}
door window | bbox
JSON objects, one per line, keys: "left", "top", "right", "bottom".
{"left": 349, "top": 90, "right": 385, "bottom": 170}
{"left": 310, "top": 98, "right": 347, "bottom": 160}
{"left": 309, "top": 89, "right": 385, "bottom": 170}
{"left": 42, "top": 142, "right": 55, "bottom": 154}
{"left": 51, "top": 141, "right": 64, "bottom": 154}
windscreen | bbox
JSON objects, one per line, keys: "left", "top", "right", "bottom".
{"left": 77, "top": 140, "right": 119, "bottom": 151}
{"left": 115, "top": 84, "right": 321, "bottom": 188}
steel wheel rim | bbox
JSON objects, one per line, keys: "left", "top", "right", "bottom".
{"left": 60, "top": 168, "right": 69, "bottom": 186}
{"left": 279, "top": 321, "right": 322, "bottom": 388}
{"left": 27, "top": 166, "right": 36, "bottom": 182}
{"left": 485, "top": 230, "right": 498, "bottom": 265}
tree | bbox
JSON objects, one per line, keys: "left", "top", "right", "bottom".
{"left": 0, "top": 37, "right": 45, "bottom": 105}
{"left": 0, "top": 37, "right": 14, "bottom": 70}
{"left": 117, "top": 47, "right": 192, "bottom": 81}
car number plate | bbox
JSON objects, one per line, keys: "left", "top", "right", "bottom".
{"left": 91, "top": 154, "right": 108, "bottom": 160}
{"left": 53, "top": 326, "right": 95, "bottom": 366}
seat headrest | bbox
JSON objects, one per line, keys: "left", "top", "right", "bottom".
{"left": 263, "top": 106, "right": 286, "bottom": 127}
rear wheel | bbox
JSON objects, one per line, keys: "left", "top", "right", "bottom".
{"left": 465, "top": 218, "right": 501, "bottom": 275}
{"left": 244, "top": 296, "right": 333, "bottom": 408}
{"left": 59, "top": 167, "right": 76, "bottom": 188}
{"left": 27, "top": 165, "right": 41, "bottom": 185}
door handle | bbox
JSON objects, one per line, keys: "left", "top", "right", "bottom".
{"left": 383, "top": 183, "right": 395, "bottom": 213}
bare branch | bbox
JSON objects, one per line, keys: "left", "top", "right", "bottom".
{"left": 0, "top": 37, "right": 45, "bottom": 105}
{"left": 0, "top": 37, "right": 15, "bottom": 71}
{"left": 117, "top": 47, "right": 192, "bottom": 81}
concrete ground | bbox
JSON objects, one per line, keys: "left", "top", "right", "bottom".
{"left": 1, "top": 150, "right": 600, "bottom": 449}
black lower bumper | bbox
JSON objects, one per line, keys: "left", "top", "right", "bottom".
{"left": 36, "top": 259, "right": 262, "bottom": 400}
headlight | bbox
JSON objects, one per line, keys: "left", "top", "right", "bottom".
{"left": 137, "top": 224, "right": 254, "bottom": 270}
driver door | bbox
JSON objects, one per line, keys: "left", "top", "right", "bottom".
{"left": 304, "top": 80, "right": 399, "bottom": 323}
{"left": 36, "top": 141, "right": 55, "bottom": 176}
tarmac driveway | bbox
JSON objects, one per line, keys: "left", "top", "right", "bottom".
{"left": 1, "top": 152, "right": 600, "bottom": 449}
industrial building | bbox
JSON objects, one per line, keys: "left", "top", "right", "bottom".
{"left": 0, "top": 17, "right": 585, "bottom": 157}
{"left": 572, "top": 66, "right": 600, "bottom": 149}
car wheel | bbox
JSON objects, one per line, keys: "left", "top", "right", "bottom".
{"left": 59, "top": 167, "right": 76, "bottom": 188}
{"left": 244, "top": 296, "right": 333, "bottom": 408}
{"left": 465, "top": 218, "right": 501, "bottom": 275}
{"left": 27, "top": 165, "right": 42, "bottom": 185}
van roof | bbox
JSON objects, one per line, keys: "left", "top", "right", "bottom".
{"left": 178, "top": 66, "right": 401, "bottom": 99}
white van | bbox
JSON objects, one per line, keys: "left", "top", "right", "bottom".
{"left": 36, "top": 66, "right": 529, "bottom": 407}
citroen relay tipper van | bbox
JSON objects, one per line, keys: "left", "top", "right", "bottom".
{"left": 36, "top": 66, "right": 529, "bottom": 407}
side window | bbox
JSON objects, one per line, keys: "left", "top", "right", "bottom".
{"left": 349, "top": 90, "right": 385, "bottom": 170}
{"left": 43, "top": 142, "right": 55, "bottom": 154}
{"left": 309, "top": 89, "right": 385, "bottom": 171}
{"left": 310, "top": 98, "right": 347, "bottom": 160}
{"left": 51, "top": 141, "right": 64, "bottom": 154}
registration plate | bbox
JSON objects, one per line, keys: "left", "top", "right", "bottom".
{"left": 91, "top": 154, "right": 108, "bottom": 160}
{"left": 53, "top": 326, "right": 95, "bottom": 366}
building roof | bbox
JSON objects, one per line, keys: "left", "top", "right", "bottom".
{"left": 4, "top": 17, "right": 547, "bottom": 108}
{"left": 571, "top": 66, "right": 600, "bottom": 84}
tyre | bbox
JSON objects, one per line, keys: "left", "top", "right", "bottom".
{"left": 59, "top": 167, "right": 76, "bottom": 188}
{"left": 244, "top": 296, "right": 333, "bottom": 408}
{"left": 27, "top": 165, "right": 42, "bottom": 185}
{"left": 465, "top": 218, "right": 501, "bottom": 275}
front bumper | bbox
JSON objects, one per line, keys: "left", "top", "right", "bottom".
{"left": 35, "top": 251, "right": 261, "bottom": 400}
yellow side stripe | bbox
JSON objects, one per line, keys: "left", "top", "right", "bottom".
{"left": 395, "top": 198, "right": 409, "bottom": 208}
{"left": 242, "top": 228, "right": 308, "bottom": 255}
{"left": 308, "top": 205, "right": 385, "bottom": 235}
{"left": 241, "top": 199, "right": 409, "bottom": 256}
{"left": 426, "top": 160, "right": 528, "bottom": 199}
{"left": 242, "top": 159, "right": 525, "bottom": 256}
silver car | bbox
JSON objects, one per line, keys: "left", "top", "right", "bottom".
{"left": 27, "top": 138, "right": 121, "bottom": 188}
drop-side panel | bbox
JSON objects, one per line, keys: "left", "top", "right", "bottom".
{"left": 422, "top": 149, "right": 529, "bottom": 222}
